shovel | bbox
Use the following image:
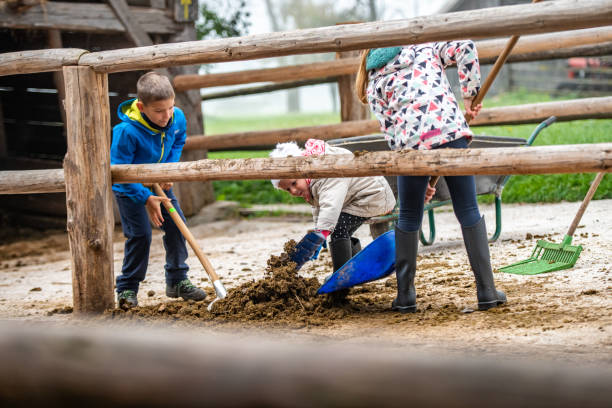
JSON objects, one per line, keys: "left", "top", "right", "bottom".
{"left": 153, "top": 184, "right": 227, "bottom": 311}
{"left": 499, "top": 172, "right": 605, "bottom": 275}
{"left": 317, "top": 230, "right": 395, "bottom": 294}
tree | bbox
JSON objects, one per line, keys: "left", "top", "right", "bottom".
{"left": 196, "top": 0, "right": 251, "bottom": 40}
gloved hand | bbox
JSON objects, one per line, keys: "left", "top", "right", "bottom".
{"left": 290, "top": 231, "right": 326, "bottom": 271}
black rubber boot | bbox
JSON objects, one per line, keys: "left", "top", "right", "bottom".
{"left": 350, "top": 237, "right": 362, "bottom": 256}
{"left": 328, "top": 238, "right": 353, "bottom": 301}
{"left": 330, "top": 238, "right": 353, "bottom": 272}
{"left": 391, "top": 227, "right": 419, "bottom": 313}
{"left": 461, "top": 216, "right": 507, "bottom": 311}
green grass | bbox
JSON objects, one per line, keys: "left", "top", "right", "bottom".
{"left": 204, "top": 91, "right": 611, "bottom": 206}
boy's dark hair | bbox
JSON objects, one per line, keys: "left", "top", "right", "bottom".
{"left": 137, "top": 72, "right": 175, "bottom": 105}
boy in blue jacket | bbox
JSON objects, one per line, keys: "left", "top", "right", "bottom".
{"left": 111, "top": 72, "right": 206, "bottom": 309}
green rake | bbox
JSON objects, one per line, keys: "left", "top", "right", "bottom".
{"left": 500, "top": 172, "right": 605, "bottom": 275}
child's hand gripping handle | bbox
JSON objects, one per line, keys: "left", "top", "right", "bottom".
{"left": 290, "top": 231, "right": 326, "bottom": 271}
{"left": 152, "top": 184, "right": 227, "bottom": 302}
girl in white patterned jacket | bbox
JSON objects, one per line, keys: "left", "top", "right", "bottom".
{"left": 270, "top": 139, "right": 401, "bottom": 279}
{"left": 356, "top": 42, "right": 507, "bottom": 313}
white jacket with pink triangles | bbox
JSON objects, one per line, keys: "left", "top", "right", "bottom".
{"left": 367, "top": 41, "right": 481, "bottom": 151}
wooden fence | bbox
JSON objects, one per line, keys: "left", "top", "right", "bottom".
{"left": 0, "top": 0, "right": 611, "bottom": 315}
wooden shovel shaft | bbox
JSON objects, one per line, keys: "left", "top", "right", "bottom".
{"left": 152, "top": 184, "right": 220, "bottom": 282}
{"left": 567, "top": 172, "right": 605, "bottom": 237}
{"left": 429, "top": 0, "right": 541, "bottom": 188}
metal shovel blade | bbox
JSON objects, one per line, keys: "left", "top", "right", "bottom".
{"left": 499, "top": 237, "right": 583, "bottom": 275}
{"left": 317, "top": 230, "right": 396, "bottom": 294}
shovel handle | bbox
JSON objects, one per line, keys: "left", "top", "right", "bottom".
{"left": 429, "top": 0, "right": 541, "bottom": 189}
{"left": 567, "top": 172, "right": 605, "bottom": 237}
{"left": 153, "top": 184, "right": 221, "bottom": 282}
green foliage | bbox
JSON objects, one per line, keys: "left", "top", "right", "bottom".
{"left": 196, "top": 0, "right": 251, "bottom": 40}
{"left": 214, "top": 180, "right": 304, "bottom": 205}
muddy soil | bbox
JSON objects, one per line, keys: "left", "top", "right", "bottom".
{"left": 0, "top": 200, "right": 610, "bottom": 365}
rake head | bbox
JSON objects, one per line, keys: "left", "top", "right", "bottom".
{"left": 499, "top": 236, "right": 583, "bottom": 275}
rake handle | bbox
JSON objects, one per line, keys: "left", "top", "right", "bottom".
{"left": 429, "top": 0, "right": 541, "bottom": 189}
{"left": 567, "top": 172, "right": 605, "bottom": 237}
{"left": 153, "top": 183, "right": 221, "bottom": 282}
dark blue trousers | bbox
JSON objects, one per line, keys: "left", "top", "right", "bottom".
{"left": 114, "top": 188, "right": 188, "bottom": 293}
{"left": 397, "top": 137, "right": 481, "bottom": 232}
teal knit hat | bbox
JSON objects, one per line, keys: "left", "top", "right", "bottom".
{"left": 366, "top": 47, "right": 402, "bottom": 71}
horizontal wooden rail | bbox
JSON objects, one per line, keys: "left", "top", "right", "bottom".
{"left": 0, "top": 49, "right": 88, "bottom": 76}
{"left": 75, "top": 0, "right": 612, "bottom": 74}
{"left": 201, "top": 77, "right": 337, "bottom": 101}
{"left": 111, "top": 143, "right": 612, "bottom": 183}
{"left": 1, "top": 323, "right": 611, "bottom": 407}
{"left": 198, "top": 42, "right": 612, "bottom": 101}
{"left": 175, "top": 59, "right": 356, "bottom": 91}
{"left": 0, "top": 169, "right": 66, "bottom": 194}
{"left": 185, "top": 97, "right": 612, "bottom": 151}
{"left": 2, "top": 144, "right": 610, "bottom": 194}
{"left": 174, "top": 26, "right": 612, "bottom": 91}
{"left": 187, "top": 120, "right": 379, "bottom": 151}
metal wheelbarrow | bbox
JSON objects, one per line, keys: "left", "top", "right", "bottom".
{"left": 319, "top": 117, "right": 556, "bottom": 294}
{"left": 328, "top": 117, "right": 556, "bottom": 244}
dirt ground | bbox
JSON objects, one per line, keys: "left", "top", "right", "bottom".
{"left": 0, "top": 200, "right": 610, "bottom": 366}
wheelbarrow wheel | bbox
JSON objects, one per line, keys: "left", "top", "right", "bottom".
{"left": 370, "top": 220, "right": 394, "bottom": 239}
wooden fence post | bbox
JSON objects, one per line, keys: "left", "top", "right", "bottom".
{"left": 336, "top": 48, "right": 371, "bottom": 122}
{"left": 62, "top": 66, "right": 115, "bottom": 314}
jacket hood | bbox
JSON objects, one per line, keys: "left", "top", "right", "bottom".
{"left": 117, "top": 99, "right": 173, "bottom": 133}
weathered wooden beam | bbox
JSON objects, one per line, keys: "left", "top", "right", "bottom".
{"left": 0, "top": 169, "right": 65, "bottom": 194}
{"left": 477, "top": 25, "right": 612, "bottom": 61}
{"left": 201, "top": 77, "right": 337, "bottom": 101}
{"left": 111, "top": 143, "right": 612, "bottom": 184}
{"left": 337, "top": 48, "right": 370, "bottom": 122}
{"left": 198, "top": 41, "right": 612, "bottom": 101}
{"left": 0, "top": 1, "right": 181, "bottom": 35}
{"left": 1, "top": 323, "right": 611, "bottom": 408}
{"left": 187, "top": 119, "right": 377, "bottom": 151}
{"left": 0, "top": 49, "right": 88, "bottom": 76}
{"left": 496, "top": 41, "right": 612, "bottom": 64}
{"left": 186, "top": 97, "right": 612, "bottom": 151}
{"left": 173, "top": 26, "right": 612, "bottom": 92}
{"left": 470, "top": 96, "right": 612, "bottom": 126}
{"left": 62, "top": 66, "right": 115, "bottom": 314}
{"left": 2, "top": 143, "right": 610, "bottom": 194}
{"left": 78, "top": 0, "right": 612, "bottom": 73}
{"left": 175, "top": 58, "right": 355, "bottom": 91}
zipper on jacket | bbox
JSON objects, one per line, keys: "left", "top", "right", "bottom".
{"left": 158, "top": 132, "right": 165, "bottom": 163}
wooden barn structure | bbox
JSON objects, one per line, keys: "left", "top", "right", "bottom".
{"left": 0, "top": 0, "right": 214, "bottom": 228}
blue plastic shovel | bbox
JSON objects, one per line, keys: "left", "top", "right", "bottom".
{"left": 317, "top": 230, "right": 396, "bottom": 294}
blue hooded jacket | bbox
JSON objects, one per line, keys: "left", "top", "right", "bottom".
{"left": 111, "top": 99, "right": 187, "bottom": 203}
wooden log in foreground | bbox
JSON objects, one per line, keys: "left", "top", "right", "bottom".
{"left": 77, "top": 0, "right": 612, "bottom": 73}
{"left": 185, "top": 96, "right": 612, "bottom": 151}
{"left": 0, "top": 323, "right": 611, "bottom": 407}
{"left": 112, "top": 143, "right": 612, "bottom": 184}
{"left": 174, "top": 26, "right": 612, "bottom": 91}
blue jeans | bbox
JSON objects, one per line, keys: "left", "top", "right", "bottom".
{"left": 114, "top": 188, "right": 188, "bottom": 293}
{"left": 397, "top": 137, "right": 481, "bottom": 232}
